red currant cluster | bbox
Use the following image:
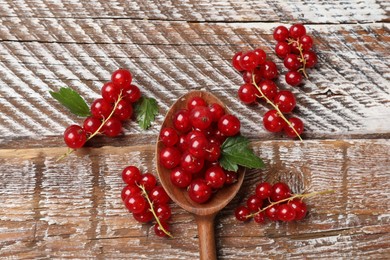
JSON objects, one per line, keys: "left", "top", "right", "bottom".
{"left": 235, "top": 182, "right": 308, "bottom": 223}
{"left": 273, "top": 24, "right": 318, "bottom": 86}
{"left": 158, "top": 96, "right": 241, "bottom": 204}
{"left": 232, "top": 49, "right": 304, "bottom": 139}
{"left": 121, "top": 165, "right": 173, "bottom": 238}
{"left": 63, "top": 69, "right": 141, "bottom": 149}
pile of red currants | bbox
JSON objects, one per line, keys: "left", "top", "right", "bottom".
{"left": 121, "top": 165, "right": 173, "bottom": 237}
{"left": 63, "top": 69, "right": 141, "bottom": 149}
{"left": 158, "top": 96, "right": 241, "bottom": 204}
{"left": 235, "top": 182, "right": 308, "bottom": 223}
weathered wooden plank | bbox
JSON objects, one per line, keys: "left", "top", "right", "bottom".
{"left": 0, "top": 0, "right": 388, "bottom": 23}
{"left": 0, "top": 20, "right": 389, "bottom": 147}
{"left": 0, "top": 140, "right": 389, "bottom": 258}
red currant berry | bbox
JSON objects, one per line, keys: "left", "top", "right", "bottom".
{"left": 254, "top": 212, "right": 266, "bottom": 224}
{"left": 260, "top": 60, "right": 278, "bottom": 80}
{"left": 246, "top": 194, "right": 263, "bottom": 212}
{"left": 205, "top": 165, "right": 226, "bottom": 189}
{"left": 253, "top": 49, "right": 266, "bottom": 65}
{"left": 235, "top": 206, "right": 250, "bottom": 221}
{"left": 238, "top": 83, "right": 259, "bottom": 104}
{"left": 170, "top": 167, "right": 192, "bottom": 188}
{"left": 186, "top": 130, "right": 206, "bottom": 143}
{"left": 225, "top": 171, "right": 238, "bottom": 185}
{"left": 208, "top": 103, "right": 225, "bottom": 122}
{"left": 255, "top": 182, "right": 272, "bottom": 200}
{"left": 205, "top": 142, "right": 221, "bottom": 162}
{"left": 188, "top": 135, "right": 208, "bottom": 158}
{"left": 284, "top": 54, "right": 301, "bottom": 71}
{"left": 83, "top": 116, "right": 102, "bottom": 134}
{"left": 149, "top": 186, "right": 170, "bottom": 205}
{"left": 258, "top": 80, "right": 278, "bottom": 100}
{"left": 273, "top": 25, "right": 289, "bottom": 42}
{"left": 232, "top": 51, "right": 244, "bottom": 71}
{"left": 124, "top": 194, "right": 147, "bottom": 214}
{"left": 187, "top": 96, "right": 206, "bottom": 111}
{"left": 188, "top": 179, "right": 212, "bottom": 204}
{"left": 181, "top": 151, "right": 204, "bottom": 174}
{"left": 154, "top": 221, "right": 170, "bottom": 237}
{"left": 121, "top": 184, "right": 141, "bottom": 201}
{"left": 123, "top": 84, "right": 141, "bottom": 103}
{"left": 265, "top": 204, "right": 280, "bottom": 221}
{"left": 284, "top": 117, "right": 304, "bottom": 138}
{"left": 271, "top": 182, "right": 291, "bottom": 202}
{"left": 242, "top": 67, "right": 262, "bottom": 85}
{"left": 190, "top": 106, "right": 213, "bottom": 130}
{"left": 173, "top": 109, "right": 191, "bottom": 132}
{"left": 111, "top": 68, "right": 132, "bottom": 89}
{"left": 63, "top": 125, "right": 87, "bottom": 149}
{"left": 114, "top": 100, "right": 133, "bottom": 121}
{"left": 289, "top": 41, "right": 300, "bottom": 54}
{"left": 275, "top": 42, "right": 291, "bottom": 59}
{"left": 289, "top": 24, "right": 306, "bottom": 39}
{"left": 177, "top": 134, "right": 189, "bottom": 152}
{"left": 285, "top": 71, "right": 303, "bottom": 86}
{"left": 133, "top": 209, "right": 153, "bottom": 223}
{"left": 122, "top": 166, "right": 142, "bottom": 185}
{"left": 288, "top": 199, "right": 307, "bottom": 220}
{"left": 101, "top": 82, "right": 120, "bottom": 103}
{"left": 263, "top": 110, "right": 286, "bottom": 132}
{"left": 277, "top": 203, "right": 296, "bottom": 222}
{"left": 159, "top": 147, "right": 181, "bottom": 169}
{"left": 303, "top": 50, "right": 318, "bottom": 68}
{"left": 103, "top": 117, "right": 122, "bottom": 137}
{"left": 299, "top": 35, "right": 313, "bottom": 51}
{"left": 139, "top": 173, "right": 157, "bottom": 191}
{"left": 91, "top": 98, "right": 112, "bottom": 119}
{"left": 274, "top": 90, "right": 296, "bottom": 113}
{"left": 154, "top": 204, "right": 171, "bottom": 221}
{"left": 218, "top": 114, "right": 240, "bottom": 137}
{"left": 239, "top": 51, "right": 259, "bottom": 71}
{"left": 160, "top": 127, "right": 179, "bottom": 147}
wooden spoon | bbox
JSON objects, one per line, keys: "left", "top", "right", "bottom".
{"left": 156, "top": 90, "right": 245, "bottom": 260}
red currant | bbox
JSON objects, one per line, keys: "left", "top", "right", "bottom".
{"left": 187, "top": 96, "right": 206, "bottom": 111}
{"left": 154, "top": 221, "right": 170, "bottom": 237}
{"left": 124, "top": 194, "right": 147, "bottom": 214}
{"left": 277, "top": 203, "right": 296, "bottom": 222}
{"left": 139, "top": 173, "right": 157, "bottom": 191}
{"left": 205, "top": 142, "right": 221, "bottom": 162}
{"left": 253, "top": 49, "right": 266, "bottom": 65}
{"left": 91, "top": 98, "right": 112, "bottom": 119}
{"left": 263, "top": 110, "right": 286, "bottom": 132}
{"left": 123, "top": 84, "right": 141, "bottom": 103}
{"left": 101, "top": 82, "right": 120, "bottom": 103}
{"left": 271, "top": 182, "right": 291, "bottom": 202}
{"left": 239, "top": 51, "right": 259, "bottom": 71}
{"left": 190, "top": 106, "right": 213, "bottom": 130}
{"left": 160, "top": 127, "right": 179, "bottom": 147}
{"left": 218, "top": 114, "right": 240, "bottom": 137}
{"left": 170, "top": 167, "right": 192, "bottom": 188}
{"left": 114, "top": 99, "right": 133, "bottom": 121}
{"left": 121, "top": 185, "right": 141, "bottom": 201}
{"left": 177, "top": 134, "right": 189, "bottom": 152}
{"left": 275, "top": 42, "right": 291, "bottom": 58}
{"left": 260, "top": 60, "right": 278, "bottom": 80}
{"left": 225, "top": 171, "right": 238, "bottom": 185}
{"left": 285, "top": 71, "right": 303, "bottom": 86}
{"left": 133, "top": 209, "right": 153, "bottom": 223}
{"left": 208, "top": 103, "right": 225, "bottom": 122}
{"left": 258, "top": 80, "right": 278, "bottom": 100}
{"left": 238, "top": 83, "right": 259, "bottom": 104}
{"left": 154, "top": 204, "right": 171, "bottom": 221}
{"left": 235, "top": 206, "right": 250, "bottom": 221}
{"left": 188, "top": 135, "right": 208, "bottom": 158}
{"left": 188, "top": 179, "right": 212, "bottom": 204}
{"left": 299, "top": 35, "right": 313, "bottom": 51}
{"left": 303, "top": 50, "right": 318, "bottom": 68}
{"left": 83, "top": 116, "right": 102, "bottom": 134}
{"left": 186, "top": 130, "right": 206, "bottom": 143}
{"left": 103, "top": 117, "right": 122, "bottom": 137}
{"left": 284, "top": 117, "right": 304, "bottom": 138}
{"left": 122, "top": 165, "right": 142, "bottom": 185}
{"left": 254, "top": 212, "right": 266, "bottom": 224}
{"left": 242, "top": 67, "right": 262, "bottom": 85}
{"left": 274, "top": 90, "right": 296, "bottom": 113}
{"left": 159, "top": 147, "right": 181, "bottom": 169}
{"left": 288, "top": 199, "right": 307, "bottom": 220}
{"left": 273, "top": 25, "right": 289, "bottom": 42}
{"left": 246, "top": 194, "right": 263, "bottom": 212}
{"left": 205, "top": 165, "right": 226, "bottom": 189}
{"left": 284, "top": 54, "right": 301, "bottom": 71}
{"left": 265, "top": 204, "right": 280, "bottom": 221}
{"left": 180, "top": 151, "right": 204, "bottom": 174}
{"left": 173, "top": 109, "right": 191, "bottom": 132}
{"left": 63, "top": 125, "right": 87, "bottom": 149}
{"left": 289, "top": 24, "right": 306, "bottom": 39}
{"left": 149, "top": 186, "right": 170, "bottom": 205}
{"left": 255, "top": 182, "right": 272, "bottom": 200}
{"left": 232, "top": 51, "right": 244, "bottom": 71}
{"left": 111, "top": 68, "right": 132, "bottom": 89}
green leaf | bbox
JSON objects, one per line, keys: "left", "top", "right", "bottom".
{"left": 134, "top": 97, "right": 159, "bottom": 130}
{"left": 219, "top": 136, "right": 265, "bottom": 172}
{"left": 49, "top": 87, "right": 90, "bottom": 117}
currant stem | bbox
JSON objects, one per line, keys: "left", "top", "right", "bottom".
{"left": 288, "top": 38, "right": 309, "bottom": 79}
{"left": 138, "top": 184, "right": 173, "bottom": 238}
{"left": 246, "top": 189, "right": 334, "bottom": 219}
{"left": 56, "top": 148, "right": 75, "bottom": 162}
{"left": 252, "top": 75, "right": 303, "bottom": 141}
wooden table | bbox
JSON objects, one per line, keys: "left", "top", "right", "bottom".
{"left": 1, "top": 1, "right": 389, "bottom": 259}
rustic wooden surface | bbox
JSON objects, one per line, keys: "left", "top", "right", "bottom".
{"left": 1, "top": 0, "right": 389, "bottom": 259}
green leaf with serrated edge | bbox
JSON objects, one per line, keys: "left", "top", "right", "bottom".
{"left": 134, "top": 97, "right": 159, "bottom": 130}
{"left": 219, "top": 136, "right": 264, "bottom": 172}
{"left": 49, "top": 87, "right": 90, "bottom": 117}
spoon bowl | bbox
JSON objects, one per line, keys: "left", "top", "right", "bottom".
{"left": 156, "top": 90, "right": 245, "bottom": 260}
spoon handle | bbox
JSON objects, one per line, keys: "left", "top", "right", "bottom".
{"left": 195, "top": 214, "right": 217, "bottom": 260}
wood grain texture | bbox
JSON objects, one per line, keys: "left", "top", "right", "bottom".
{"left": 0, "top": 140, "right": 389, "bottom": 259}
{"left": 0, "top": 18, "right": 389, "bottom": 146}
